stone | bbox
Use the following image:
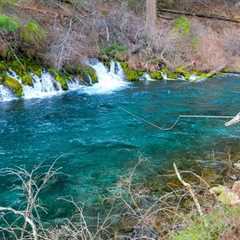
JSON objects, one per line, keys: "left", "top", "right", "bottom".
{"left": 232, "top": 181, "right": 240, "bottom": 198}
{"left": 210, "top": 185, "right": 240, "bottom": 205}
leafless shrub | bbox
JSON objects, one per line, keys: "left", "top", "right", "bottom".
{"left": 105, "top": 158, "right": 216, "bottom": 240}
{"left": 0, "top": 151, "right": 238, "bottom": 240}
{"left": 0, "top": 160, "right": 62, "bottom": 240}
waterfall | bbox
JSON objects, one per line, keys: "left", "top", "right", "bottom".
{"left": 0, "top": 59, "right": 129, "bottom": 102}
{"left": 21, "top": 73, "right": 63, "bottom": 99}
{"left": 140, "top": 73, "right": 156, "bottom": 82}
{"left": 0, "top": 85, "right": 16, "bottom": 102}
{"left": 0, "top": 70, "right": 83, "bottom": 102}
{"left": 84, "top": 60, "right": 128, "bottom": 94}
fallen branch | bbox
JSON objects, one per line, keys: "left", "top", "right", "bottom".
{"left": 225, "top": 113, "right": 240, "bottom": 127}
{"left": 173, "top": 163, "right": 203, "bottom": 217}
{"left": 0, "top": 207, "right": 37, "bottom": 240}
{"left": 158, "top": 8, "right": 240, "bottom": 24}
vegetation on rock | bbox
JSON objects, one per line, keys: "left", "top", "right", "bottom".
{"left": 121, "top": 62, "right": 144, "bottom": 81}
{"left": 0, "top": 15, "right": 20, "bottom": 32}
{"left": 20, "top": 20, "right": 46, "bottom": 46}
{"left": 49, "top": 68, "right": 69, "bottom": 90}
{"left": 1, "top": 75, "right": 23, "bottom": 96}
{"left": 174, "top": 16, "right": 191, "bottom": 35}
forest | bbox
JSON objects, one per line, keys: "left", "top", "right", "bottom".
{"left": 1, "top": 0, "right": 240, "bottom": 240}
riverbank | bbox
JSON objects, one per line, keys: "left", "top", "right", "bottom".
{"left": 0, "top": 56, "right": 233, "bottom": 101}
{"left": 1, "top": 74, "right": 240, "bottom": 239}
{"left": 1, "top": 0, "right": 240, "bottom": 79}
{"left": 1, "top": 142, "right": 240, "bottom": 240}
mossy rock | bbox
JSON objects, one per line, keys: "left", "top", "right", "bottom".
{"left": 0, "top": 61, "right": 7, "bottom": 72}
{"left": 49, "top": 68, "right": 69, "bottom": 90}
{"left": 20, "top": 20, "right": 46, "bottom": 46}
{"left": 7, "top": 59, "right": 34, "bottom": 86}
{"left": 161, "top": 67, "right": 178, "bottom": 79}
{"left": 149, "top": 71, "right": 163, "bottom": 80}
{"left": 3, "top": 75, "right": 23, "bottom": 97}
{"left": 23, "top": 58, "right": 43, "bottom": 77}
{"left": 120, "top": 62, "right": 144, "bottom": 81}
{"left": 175, "top": 66, "right": 192, "bottom": 80}
{"left": 30, "top": 64, "right": 42, "bottom": 77}
{"left": 21, "top": 73, "right": 33, "bottom": 86}
{"left": 76, "top": 65, "right": 98, "bottom": 83}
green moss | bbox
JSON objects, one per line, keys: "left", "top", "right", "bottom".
{"left": 82, "top": 67, "right": 97, "bottom": 83}
{"left": 174, "top": 16, "right": 191, "bottom": 35}
{"left": 3, "top": 75, "right": 23, "bottom": 97}
{"left": 161, "top": 66, "right": 178, "bottom": 79}
{"left": 171, "top": 206, "right": 240, "bottom": 240}
{"left": 0, "top": 61, "right": 7, "bottom": 72}
{"left": 29, "top": 64, "right": 42, "bottom": 77}
{"left": 21, "top": 73, "right": 33, "bottom": 86}
{"left": 76, "top": 65, "right": 98, "bottom": 83}
{"left": 120, "top": 62, "right": 143, "bottom": 81}
{"left": 7, "top": 59, "right": 34, "bottom": 86}
{"left": 0, "top": 15, "right": 20, "bottom": 32}
{"left": 20, "top": 20, "right": 46, "bottom": 46}
{"left": 175, "top": 66, "right": 191, "bottom": 80}
{"left": 100, "top": 42, "right": 128, "bottom": 58}
{"left": 149, "top": 71, "right": 163, "bottom": 80}
{"left": 49, "top": 69, "right": 69, "bottom": 90}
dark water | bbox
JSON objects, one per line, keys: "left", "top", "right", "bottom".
{"left": 1, "top": 75, "right": 240, "bottom": 220}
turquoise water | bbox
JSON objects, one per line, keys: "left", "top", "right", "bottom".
{"left": 0, "top": 75, "right": 240, "bottom": 220}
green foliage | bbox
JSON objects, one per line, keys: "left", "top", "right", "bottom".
{"left": 28, "top": 61, "right": 42, "bottom": 77}
{"left": 20, "top": 20, "right": 46, "bottom": 46}
{"left": 175, "top": 66, "right": 191, "bottom": 79}
{"left": 0, "top": 60, "right": 7, "bottom": 71}
{"left": 149, "top": 71, "right": 163, "bottom": 80}
{"left": 0, "top": 15, "right": 20, "bottom": 32}
{"left": 174, "top": 16, "right": 191, "bottom": 35}
{"left": 172, "top": 206, "right": 240, "bottom": 240}
{"left": 121, "top": 62, "right": 144, "bottom": 81}
{"left": 101, "top": 43, "right": 128, "bottom": 58}
{"left": 49, "top": 68, "right": 69, "bottom": 90}
{"left": 76, "top": 65, "right": 98, "bottom": 83}
{"left": 161, "top": 66, "right": 178, "bottom": 79}
{"left": 8, "top": 59, "right": 34, "bottom": 86}
{"left": 2, "top": 75, "right": 23, "bottom": 97}
{"left": 21, "top": 73, "right": 32, "bottom": 86}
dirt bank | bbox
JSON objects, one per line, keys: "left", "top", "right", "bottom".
{"left": 1, "top": 0, "right": 240, "bottom": 75}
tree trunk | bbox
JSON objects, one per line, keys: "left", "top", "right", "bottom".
{"left": 146, "top": 0, "right": 157, "bottom": 37}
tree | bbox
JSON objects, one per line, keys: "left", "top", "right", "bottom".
{"left": 146, "top": 0, "right": 157, "bottom": 38}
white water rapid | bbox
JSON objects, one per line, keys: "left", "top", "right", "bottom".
{"left": 0, "top": 60, "right": 128, "bottom": 102}
{"left": 83, "top": 60, "right": 128, "bottom": 95}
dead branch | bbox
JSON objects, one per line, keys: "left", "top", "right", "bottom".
{"left": 158, "top": 8, "right": 240, "bottom": 23}
{"left": 0, "top": 207, "right": 37, "bottom": 240}
{"left": 173, "top": 163, "right": 203, "bottom": 217}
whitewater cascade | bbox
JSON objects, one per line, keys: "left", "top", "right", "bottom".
{"left": 0, "top": 60, "right": 128, "bottom": 102}
{"left": 84, "top": 60, "right": 128, "bottom": 94}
